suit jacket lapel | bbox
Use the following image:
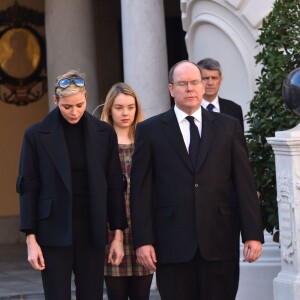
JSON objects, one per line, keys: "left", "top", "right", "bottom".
{"left": 195, "top": 109, "right": 218, "bottom": 173}
{"left": 162, "top": 109, "right": 194, "bottom": 172}
{"left": 82, "top": 113, "right": 104, "bottom": 183}
{"left": 219, "top": 97, "right": 228, "bottom": 114}
{"left": 38, "top": 108, "right": 72, "bottom": 194}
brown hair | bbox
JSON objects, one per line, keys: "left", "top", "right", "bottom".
{"left": 101, "top": 82, "right": 144, "bottom": 140}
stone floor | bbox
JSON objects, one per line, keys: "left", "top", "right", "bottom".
{"left": 0, "top": 243, "right": 160, "bottom": 299}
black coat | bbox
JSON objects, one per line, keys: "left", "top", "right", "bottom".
{"left": 130, "top": 108, "right": 263, "bottom": 264}
{"left": 17, "top": 108, "right": 127, "bottom": 247}
{"left": 219, "top": 97, "right": 244, "bottom": 131}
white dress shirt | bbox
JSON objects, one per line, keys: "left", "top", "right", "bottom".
{"left": 202, "top": 97, "right": 220, "bottom": 113}
{"left": 174, "top": 105, "right": 202, "bottom": 152}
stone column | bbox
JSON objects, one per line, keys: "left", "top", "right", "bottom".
{"left": 121, "top": 0, "right": 170, "bottom": 119}
{"left": 267, "top": 124, "right": 300, "bottom": 300}
{"left": 45, "top": 0, "right": 99, "bottom": 113}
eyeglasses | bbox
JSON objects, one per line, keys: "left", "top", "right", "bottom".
{"left": 55, "top": 77, "right": 85, "bottom": 89}
{"left": 172, "top": 80, "right": 202, "bottom": 87}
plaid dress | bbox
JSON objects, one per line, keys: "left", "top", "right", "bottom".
{"left": 104, "top": 143, "right": 154, "bottom": 277}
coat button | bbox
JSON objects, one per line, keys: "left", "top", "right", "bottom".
{"left": 195, "top": 183, "right": 199, "bottom": 187}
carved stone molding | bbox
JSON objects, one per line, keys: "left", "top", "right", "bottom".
{"left": 277, "top": 171, "right": 295, "bottom": 264}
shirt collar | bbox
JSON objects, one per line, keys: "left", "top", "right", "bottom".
{"left": 174, "top": 105, "right": 202, "bottom": 123}
{"left": 202, "top": 97, "right": 220, "bottom": 111}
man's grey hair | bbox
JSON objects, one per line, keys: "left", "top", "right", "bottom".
{"left": 197, "top": 58, "right": 222, "bottom": 76}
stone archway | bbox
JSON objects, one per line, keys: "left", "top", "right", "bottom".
{"left": 180, "top": 2, "right": 281, "bottom": 300}
{"left": 180, "top": 0, "right": 274, "bottom": 130}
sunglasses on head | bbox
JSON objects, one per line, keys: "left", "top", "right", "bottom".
{"left": 56, "top": 77, "right": 85, "bottom": 89}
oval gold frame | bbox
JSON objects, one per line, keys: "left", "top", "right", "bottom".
{"left": 0, "top": 28, "right": 41, "bottom": 79}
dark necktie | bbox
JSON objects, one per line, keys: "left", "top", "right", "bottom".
{"left": 186, "top": 116, "right": 200, "bottom": 169}
{"left": 207, "top": 103, "right": 215, "bottom": 111}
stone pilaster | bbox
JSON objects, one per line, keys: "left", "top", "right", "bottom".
{"left": 121, "top": 0, "right": 170, "bottom": 118}
{"left": 45, "top": 0, "right": 99, "bottom": 112}
{"left": 267, "top": 123, "right": 300, "bottom": 300}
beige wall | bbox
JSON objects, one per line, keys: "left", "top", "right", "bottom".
{"left": 0, "top": 99, "right": 48, "bottom": 217}
{"left": 0, "top": 0, "right": 48, "bottom": 218}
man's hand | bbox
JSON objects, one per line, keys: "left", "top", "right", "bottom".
{"left": 136, "top": 245, "right": 157, "bottom": 271}
{"left": 26, "top": 234, "right": 45, "bottom": 270}
{"left": 243, "top": 240, "right": 262, "bottom": 263}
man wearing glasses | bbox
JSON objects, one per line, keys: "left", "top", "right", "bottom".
{"left": 130, "top": 60, "right": 263, "bottom": 300}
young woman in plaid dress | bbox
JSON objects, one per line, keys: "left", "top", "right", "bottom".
{"left": 101, "top": 83, "right": 154, "bottom": 299}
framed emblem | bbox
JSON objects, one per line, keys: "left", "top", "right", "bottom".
{"left": 0, "top": 2, "right": 47, "bottom": 105}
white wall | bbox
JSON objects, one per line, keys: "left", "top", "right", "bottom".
{"left": 180, "top": 1, "right": 281, "bottom": 299}
{"left": 180, "top": 0, "right": 274, "bottom": 130}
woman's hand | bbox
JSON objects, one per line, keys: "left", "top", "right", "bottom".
{"left": 26, "top": 234, "right": 45, "bottom": 270}
{"left": 108, "top": 229, "right": 124, "bottom": 265}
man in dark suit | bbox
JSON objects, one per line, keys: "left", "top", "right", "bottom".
{"left": 130, "top": 61, "right": 263, "bottom": 300}
{"left": 197, "top": 58, "right": 244, "bottom": 131}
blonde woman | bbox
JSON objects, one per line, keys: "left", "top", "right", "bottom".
{"left": 101, "top": 83, "right": 154, "bottom": 299}
{"left": 17, "top": 70, "right": 126, "bottom": 300}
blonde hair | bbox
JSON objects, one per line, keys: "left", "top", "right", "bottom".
{"left": 101, "top": 82, "right": 144, "bottom": 140}
{"left": 54, "top": 69, "right": 87, "bottom": 100}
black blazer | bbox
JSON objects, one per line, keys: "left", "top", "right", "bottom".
{"left": 219, "top": 97, "right": 244, "bottom": 131}
{"left": 130, "top": 108, "right": 263, "bottom": 264}
{"left": 17, "top": 108, "right": 127, "bottom": 247}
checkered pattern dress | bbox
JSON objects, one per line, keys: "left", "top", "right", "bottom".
{"left": 104, "top": 143, "right": 154, "bottom": 277}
